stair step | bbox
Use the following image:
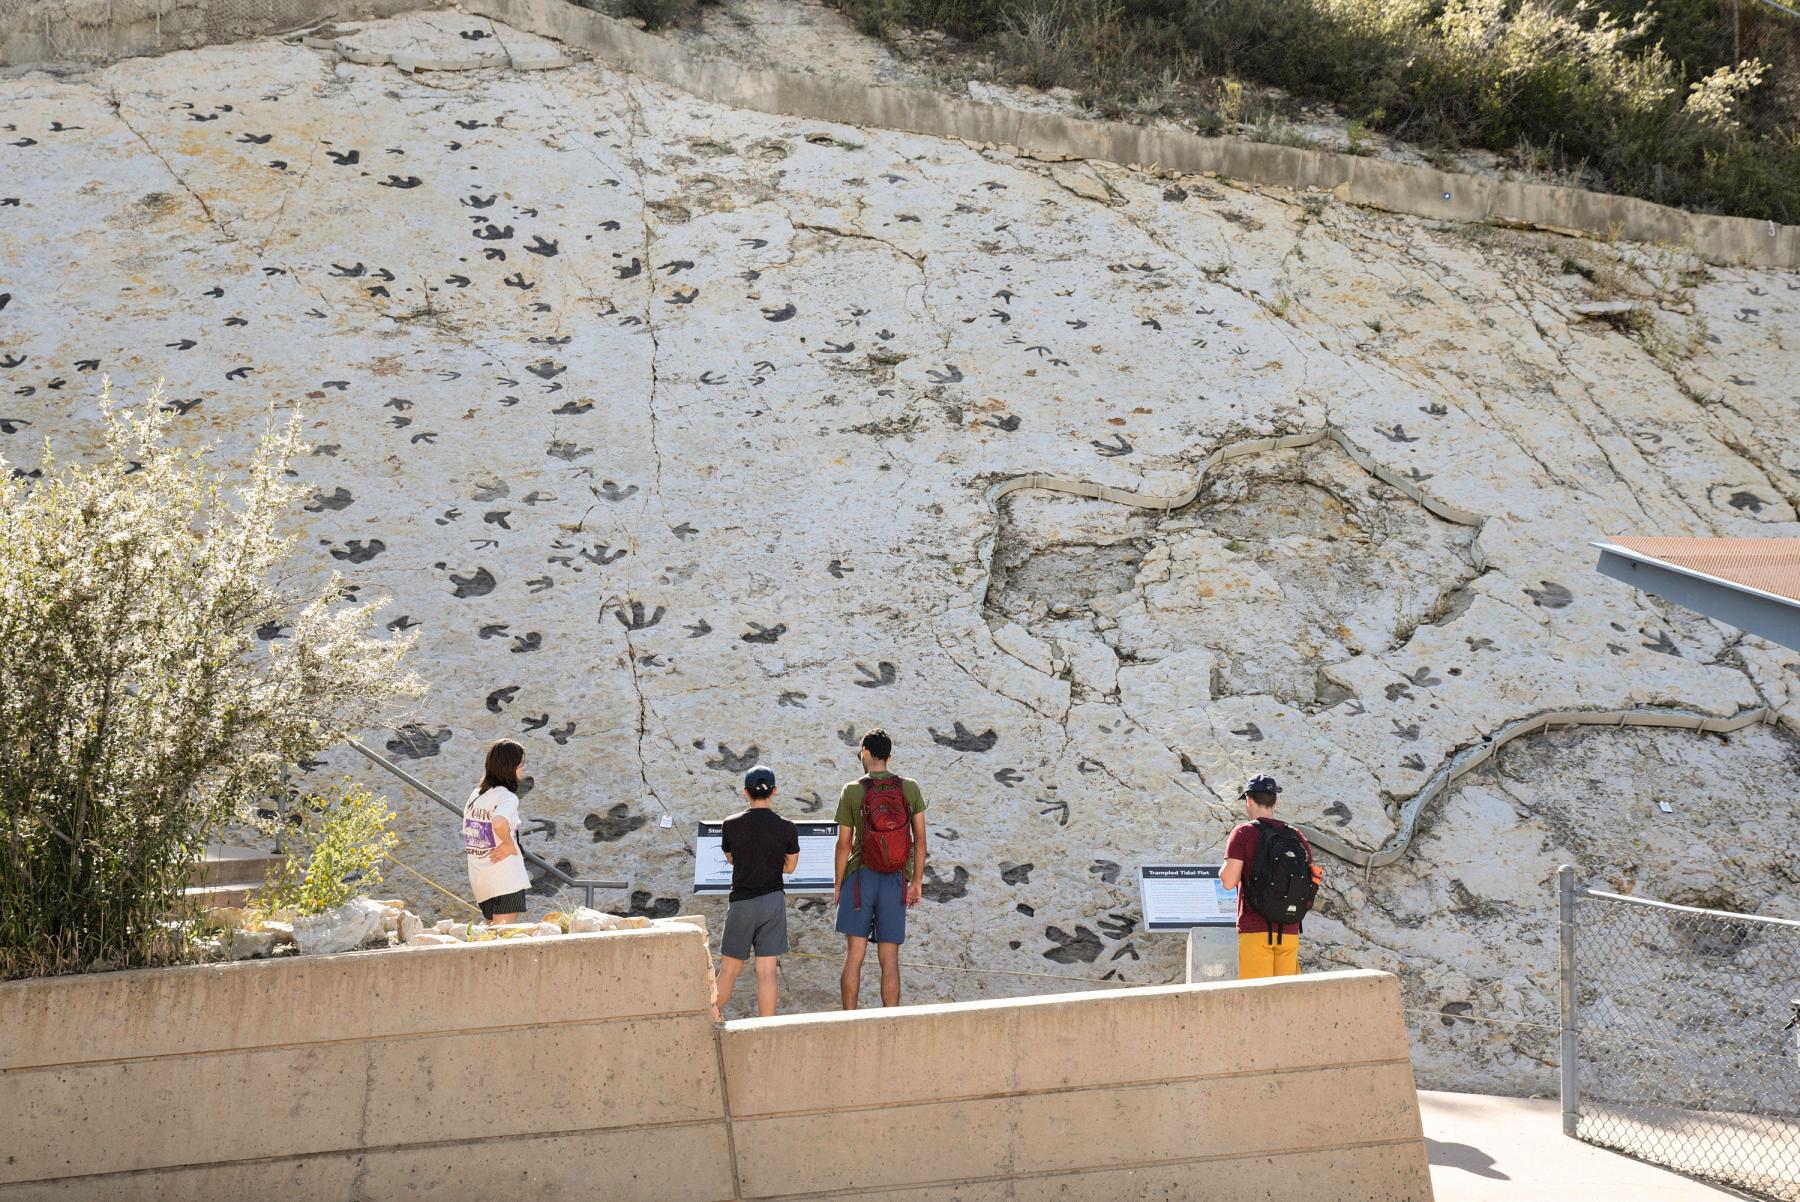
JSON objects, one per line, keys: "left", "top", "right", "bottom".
{"left": 184, "top": 883, "right": 258, "bottom": 909}
{"left": 191, "top": 845, "right": 286, "bottom": 888}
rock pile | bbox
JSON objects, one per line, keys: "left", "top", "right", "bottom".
{"left": 197, "top": 900, "right": 696, "bottom": 959}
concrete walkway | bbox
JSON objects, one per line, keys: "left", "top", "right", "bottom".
{"left": 1421, "top": 1091, "right": 1741, "bottom": 1201}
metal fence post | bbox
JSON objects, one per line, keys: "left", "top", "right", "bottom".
{"left": 1559, "top": 864, "right": 1579, "bottom": 1138}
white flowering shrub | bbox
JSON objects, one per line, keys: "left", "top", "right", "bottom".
{"left": 0, "top": 386, "right": 424, "bottom": 976}
{"left": 1684, "top": 59, "right": 1768, "bottom": 131}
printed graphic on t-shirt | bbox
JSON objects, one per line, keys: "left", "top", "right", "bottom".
{"left": 463, "top": 815, "right": 496, "bottom": 857}
{"left": 464, "top": 786, "right": 530, "bottom": 904}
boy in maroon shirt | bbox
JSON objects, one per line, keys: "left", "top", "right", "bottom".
{"left": 1219, "top": 773, "right": 1314, "bottom": 978}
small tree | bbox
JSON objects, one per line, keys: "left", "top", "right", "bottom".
{"left": 253, "top": 780, "right": 400, "bottom": 917}
{"left": 0, "top": 385, "right": 424, "bottom": 976}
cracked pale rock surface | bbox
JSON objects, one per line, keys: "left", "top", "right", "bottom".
{"left": 2, "top": 12, "right": 1797, "bottom": 1089}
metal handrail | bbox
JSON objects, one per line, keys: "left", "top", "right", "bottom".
{"left": 1576, "top": 883, "right": 1800, "bottom": 930}
{"left": 347, "top": 738, "right": 628, "bottom": 910}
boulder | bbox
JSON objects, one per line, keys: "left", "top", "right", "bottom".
{"left": 200, "top": 906, "right": 245, "bottom": 932}
{"left": 377, "top": 903, "right": 415, "bottom": 935}
{"left": 292, "top": 897, "right": 391, "bottom": 955}
{"left": 226, "top": 929, "right": 280, "bottom": 960}
{"left": 532, "top": 921, "right": 562, "bottom": 937}
{"left": 406, "top": 932, "right": 461, "bottom": 946}
{"left": 567, "top": 907, "right": 626, "bottom": 933}
{"left": 1572, "top": 299, "right": 1637, "bottom": 318}
{"left": 261, "top": 921, "right": 296, "bottom": 946}
{"left": 655, "top": 915, "right": 708, "bottom": 934}
{"left": 397, "top": 910, "right": 424, "bottom": 943}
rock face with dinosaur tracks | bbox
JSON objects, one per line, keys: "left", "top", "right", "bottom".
{"left": 2, "top": 10, "right": 1797, "bottom": 1089}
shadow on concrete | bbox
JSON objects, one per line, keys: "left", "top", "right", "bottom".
{"left": 1428, "top": 1137, "right": 1510, "bottom": 1180}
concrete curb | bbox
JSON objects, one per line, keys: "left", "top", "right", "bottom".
{"left": 463, "top": 0, "right": 1800, "bottom": 269}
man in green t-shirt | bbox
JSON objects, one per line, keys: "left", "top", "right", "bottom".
{"left": 833, "top": 727, "right": 927, "bottom": 1009}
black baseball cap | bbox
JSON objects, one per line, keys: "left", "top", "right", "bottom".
{"left": 744, "top": 765, "right": 776, "bottom": 794}
{"left": 1240, "top": 773, "right": 1281, "bottom": 798}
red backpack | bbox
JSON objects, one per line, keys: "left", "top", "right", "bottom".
{"left": 858, "top": 775, "right": 913, "bottom": 874}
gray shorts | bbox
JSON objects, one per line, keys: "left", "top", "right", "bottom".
{"left": 720, "top": 891, "right": 788, "bottom": 960}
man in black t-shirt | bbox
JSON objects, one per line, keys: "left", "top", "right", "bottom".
{"left": 715, "top": 765, "right": 800, "bottom": 1017}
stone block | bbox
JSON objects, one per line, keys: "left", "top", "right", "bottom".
{"left": 224, "top": 929, "right": 279, "bottom": 960}
{"left": 406, "top": 931, "right": 461, "bottom": 946}
{"left": 568, "top": 906, "right": 625, "bottom": 933}
{"left": 291, "top": 897, "right": 390, "bottom": 955}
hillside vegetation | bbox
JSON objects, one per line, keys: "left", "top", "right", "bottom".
{"left": 832, "top": 0, "right": 1800, "bottom": 222}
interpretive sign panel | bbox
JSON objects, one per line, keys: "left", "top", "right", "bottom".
{"left": 1139, "top": 864, "right": 1236, "bottom": 930}
{"left": 694, "top": 821, "right": 838, "bottom": 895}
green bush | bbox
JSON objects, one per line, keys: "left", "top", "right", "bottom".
{"left": 835, "top": 0, "right": 1800, "bottom": 222}
{"left": 0, "top": 387, "right": 423, "bottom": 977}
{"left": 618, "top": 0, "right": 696, "bottom": 30}
{"left": 254, "top": 780, "right": 399, "bottom": 917}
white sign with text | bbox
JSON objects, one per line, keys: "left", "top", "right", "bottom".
{"left": 1138, "top": 864, "right": 1237, "bottom": 930}
{"left": 694, "top": 820, "right": 839, "bottom": 895}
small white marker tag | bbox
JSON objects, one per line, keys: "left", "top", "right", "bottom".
{"left": 659, "top": 813, "right": 673, "bottom": 828}
{"left": 1657, "top": 801, "right": 1673, "bottom": 814}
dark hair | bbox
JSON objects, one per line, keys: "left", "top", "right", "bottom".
{"left": 746, "top": 779, "right": 774, "bottom": 800}
{"left": 480, "top": 738, "right": 525, "bottom": 794}
{"left": 1247, "top": 790, "right": 1278, "bottom": 808}
{"left": 860, "top": 728, "right": 892, "bottom": 761}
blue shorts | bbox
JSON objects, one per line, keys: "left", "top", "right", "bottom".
{"left": 836, "top": 866, "right": 906, "bottom": 945}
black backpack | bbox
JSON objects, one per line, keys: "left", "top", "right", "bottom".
{"left": 1245, "top": 819, "right": 1317, "bottom": 943}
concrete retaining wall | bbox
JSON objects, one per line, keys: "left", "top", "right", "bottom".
{"left": 0, "top": 0, "right": 440, "bottom": 69}
{"left": 0, "top": 926, "right": 735, "bottom": 1201}
{"left": 0, "top": 931, "right": 1428, "bottom": 1201}
{"left": 462, "top": 0, "right": 1800, "bottom": 269}
{"left": 720, "top": 969, "right": 1429, "bottom": 1200}
{"left": 4, "top": 0, "right": 1792, "bottom": 265}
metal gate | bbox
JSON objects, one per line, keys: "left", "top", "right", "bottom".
{"left": 1559, "top": 866, "right": 1800, "bottom": 1200}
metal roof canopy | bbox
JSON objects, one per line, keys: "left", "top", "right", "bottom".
{"left": 1593, "top": 537, "right": 1800, "bottom": 652}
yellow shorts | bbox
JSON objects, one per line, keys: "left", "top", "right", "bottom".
{"left": 1237, "top": 932, "right": 1300, "bottom": 979}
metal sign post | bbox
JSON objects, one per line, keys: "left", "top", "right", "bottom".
{"left": 1559, "top": 864, "right": 1579, "bottom": 1137}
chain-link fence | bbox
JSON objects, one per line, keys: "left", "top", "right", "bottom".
{"left": 1699, "top": 0, "right": 1800, "bottom": 143}
{"left": 1560, "top": 867, "right": 1800, "bottom": 1200}
{"left": 1730, "top": 0, "right": 1800, "bottom": 145}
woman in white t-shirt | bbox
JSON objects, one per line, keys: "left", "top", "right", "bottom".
{"left": 464, "top": 738, "right": 532, "bottom": 924}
